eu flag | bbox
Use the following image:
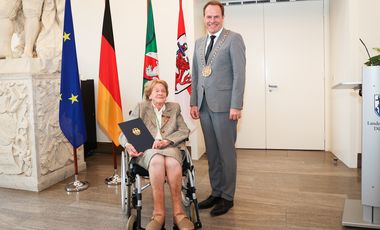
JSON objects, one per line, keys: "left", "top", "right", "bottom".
{"left": 59, "top": 0, "right": 87, "bottom": 149}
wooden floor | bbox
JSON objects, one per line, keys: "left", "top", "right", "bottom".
{"left": 0, "top": 149, "right": 363, "bottom": 230}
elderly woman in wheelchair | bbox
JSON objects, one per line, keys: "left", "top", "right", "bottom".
{"left": 120, "top": 80, "right": 195, "bottom": 230}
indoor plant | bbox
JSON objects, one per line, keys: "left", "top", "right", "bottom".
{"left": 360, "top": 38, "right": 380, "bottom": 66}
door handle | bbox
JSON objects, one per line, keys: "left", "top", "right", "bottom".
{"left": 268, "top": 84, "right": 278, "bottom": 88}
{"left": 268, "top": 84, "right": 278, "bottom": 92}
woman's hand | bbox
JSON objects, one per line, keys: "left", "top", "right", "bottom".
{"left": 125, "top": 143, "right": 143, "bottom": 157}
{"left": 152, "top": 140, "right": 171, "bottom": 149}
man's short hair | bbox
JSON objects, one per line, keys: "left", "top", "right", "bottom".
{"left": 203, "top": 0, "right": 224, "bottom": 16}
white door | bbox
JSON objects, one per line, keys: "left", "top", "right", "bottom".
{"left": 225, "top": 1, "right": 325, "bottom": 150}
{"left": 226, "top": 4, "right": 266, "bottom": 148}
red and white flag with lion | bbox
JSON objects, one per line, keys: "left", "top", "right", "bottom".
{"left": 175, "top": 0, "right": 194, "bottom": 131}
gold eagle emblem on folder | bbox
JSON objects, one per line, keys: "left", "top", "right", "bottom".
{"left": 132, "top": 128, "right": 141, "bottom": 136}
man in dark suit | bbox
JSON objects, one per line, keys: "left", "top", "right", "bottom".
{"left": 190, "top": 0, "right": 246, "bottom": 217}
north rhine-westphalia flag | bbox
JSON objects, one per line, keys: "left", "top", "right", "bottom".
{"left": 59, "top": 0, "right": 87, "bottom": 148}
{"left": 97, "top": 0, "right": 123, "bottom": 146}
{"left": 142, "top": 0, "right": 159, "bottom": 93}
{"left": 175, "top": 0, "right": 194, "bottom": 130}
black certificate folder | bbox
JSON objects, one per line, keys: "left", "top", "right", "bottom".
{"left": 118, "top": 118, "right": 154, "bottom": 153}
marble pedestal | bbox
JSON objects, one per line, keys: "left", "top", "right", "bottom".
{"left": 0, "top": 58, "right": 86, "bottom": 192}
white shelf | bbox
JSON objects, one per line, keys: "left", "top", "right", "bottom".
{"left": 332, "top": 81, "right": 362, "bottom": 90}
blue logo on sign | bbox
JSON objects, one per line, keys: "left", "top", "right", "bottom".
{"left": 375, "top": 94, "right": 380, "bottom": 117}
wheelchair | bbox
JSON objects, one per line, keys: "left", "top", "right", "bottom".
{"left": 121, "top": 148, "right": 202, "bottom": 230}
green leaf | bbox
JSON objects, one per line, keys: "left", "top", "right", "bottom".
{"left": 367, "top": 54, "right": 380, "bottom": 66}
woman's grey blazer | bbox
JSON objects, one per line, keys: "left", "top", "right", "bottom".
{"left": 120, "top": 101, "right": 189, "bottom": 151}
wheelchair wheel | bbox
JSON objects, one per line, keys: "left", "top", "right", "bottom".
{"left": 121, "top": 152, "right": 132, "bottom": 217}
{"left": 185, "top": 202, "right": 197, "bottom": 222}
{"left": 181, "top": 174, "right": 191, "bottom": 207}
{"left": 121, "top": 152, "right": 126, "bottom": 211}
{"left": 181, "top": 168, "right": 202, "bottom": 229}
{"left": 126, "top": 214, "right": 137, "bottom": 230}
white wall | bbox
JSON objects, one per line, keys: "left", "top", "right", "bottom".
{"left": 71, "top": 0, "right": 206, "bottom": 159}
{"left": 329, "top": 0, "right": 380, "bottom": 167}
{"left": 69, "top": 0, "right": 380, "bottom": 166}
{"left": 324, "top": 0, "right": 331, "bottom": 152}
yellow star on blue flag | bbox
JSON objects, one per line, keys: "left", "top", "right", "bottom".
{"left": 63, "top": 32, "right": 71, "bottom": 42}
{"left": 68, "top": 94, "right": 79, "bottom": 104}
{"left": 59, "top": 0, "right": 87, "bottom": 148}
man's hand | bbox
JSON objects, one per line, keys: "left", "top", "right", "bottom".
{"left": 229, "top": 108, "right": 242, "bottom": 121}
{"left": 125, "top": 143, "right": 143, "bottom": 157}
{"left": 190, "top": 106, "right": 199, "bottom": 119}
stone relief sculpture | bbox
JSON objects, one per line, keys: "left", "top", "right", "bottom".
{"left": 0, "top": 81, "right": 31, "bottom": 176}
{"left": 0, "top": 0, "right": 64, "bottom": 72}
{"left": 36, "top": 79, "right": 72, "bottom": 175}
{"left": 0, "top": 0, "right": 82, "bottom": 191}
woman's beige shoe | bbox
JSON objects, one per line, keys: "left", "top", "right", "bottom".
{"left": 146, "top": 215, "right": 165, "bottom": 230}
{"left": 174, "top": 214, "right": 194, "bottom": 230}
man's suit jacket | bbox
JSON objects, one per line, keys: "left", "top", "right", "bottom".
{"left": 190, "top": 29, "right": 246, "bottom": 113}
{"left": 128, "top": 101, "right": 189, "bottom": 150}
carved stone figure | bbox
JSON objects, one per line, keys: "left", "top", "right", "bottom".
{"left": 21, "top": 0, "right": 44, "bottom": 58}
{"left": 36, "top": 0, "right": 64, "bottom": 60}
{"left": 0, "top": 0, "right": 44, "bottom": 58}
{"left": 0, "top": 0, "right": 22, "bottom": 59}
{"left": 0, "top": 0, "right": 63, "bottom": 63}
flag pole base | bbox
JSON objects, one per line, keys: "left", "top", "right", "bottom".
{"left": 105, "top": 173, "right": 121, "bottom": 185}
{"left": 65, "top": 180, "right": 89, "bottom": 192}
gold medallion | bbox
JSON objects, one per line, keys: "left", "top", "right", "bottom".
{"left": 132, "top": 128, "right": 141, "bottom": 136}
{"left": 202, "top": 66, "right": 212, "bottom": 77}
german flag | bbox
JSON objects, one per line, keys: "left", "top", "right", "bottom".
{"left": 97, "top": 0, "right": 123, "bottom": 146}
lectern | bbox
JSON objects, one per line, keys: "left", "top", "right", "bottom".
{"left": 333, "top": 66, "right": 380, "bottom": 228}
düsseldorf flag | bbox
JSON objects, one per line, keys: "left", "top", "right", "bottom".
{"left": 175, "top": 0, "right": 194, "bottom": 130}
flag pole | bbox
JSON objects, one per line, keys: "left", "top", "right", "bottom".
{"left": 97, "top": 0, "right": 123, "bottom": 186}
{"left": 104, "top": 142, "right": 121, "bottom": 185}
{"left": 60, "top": 0, "right": 88, "bottom": 193}
{"left": 65, "top": 146, "right": 89, "bottom": 192}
